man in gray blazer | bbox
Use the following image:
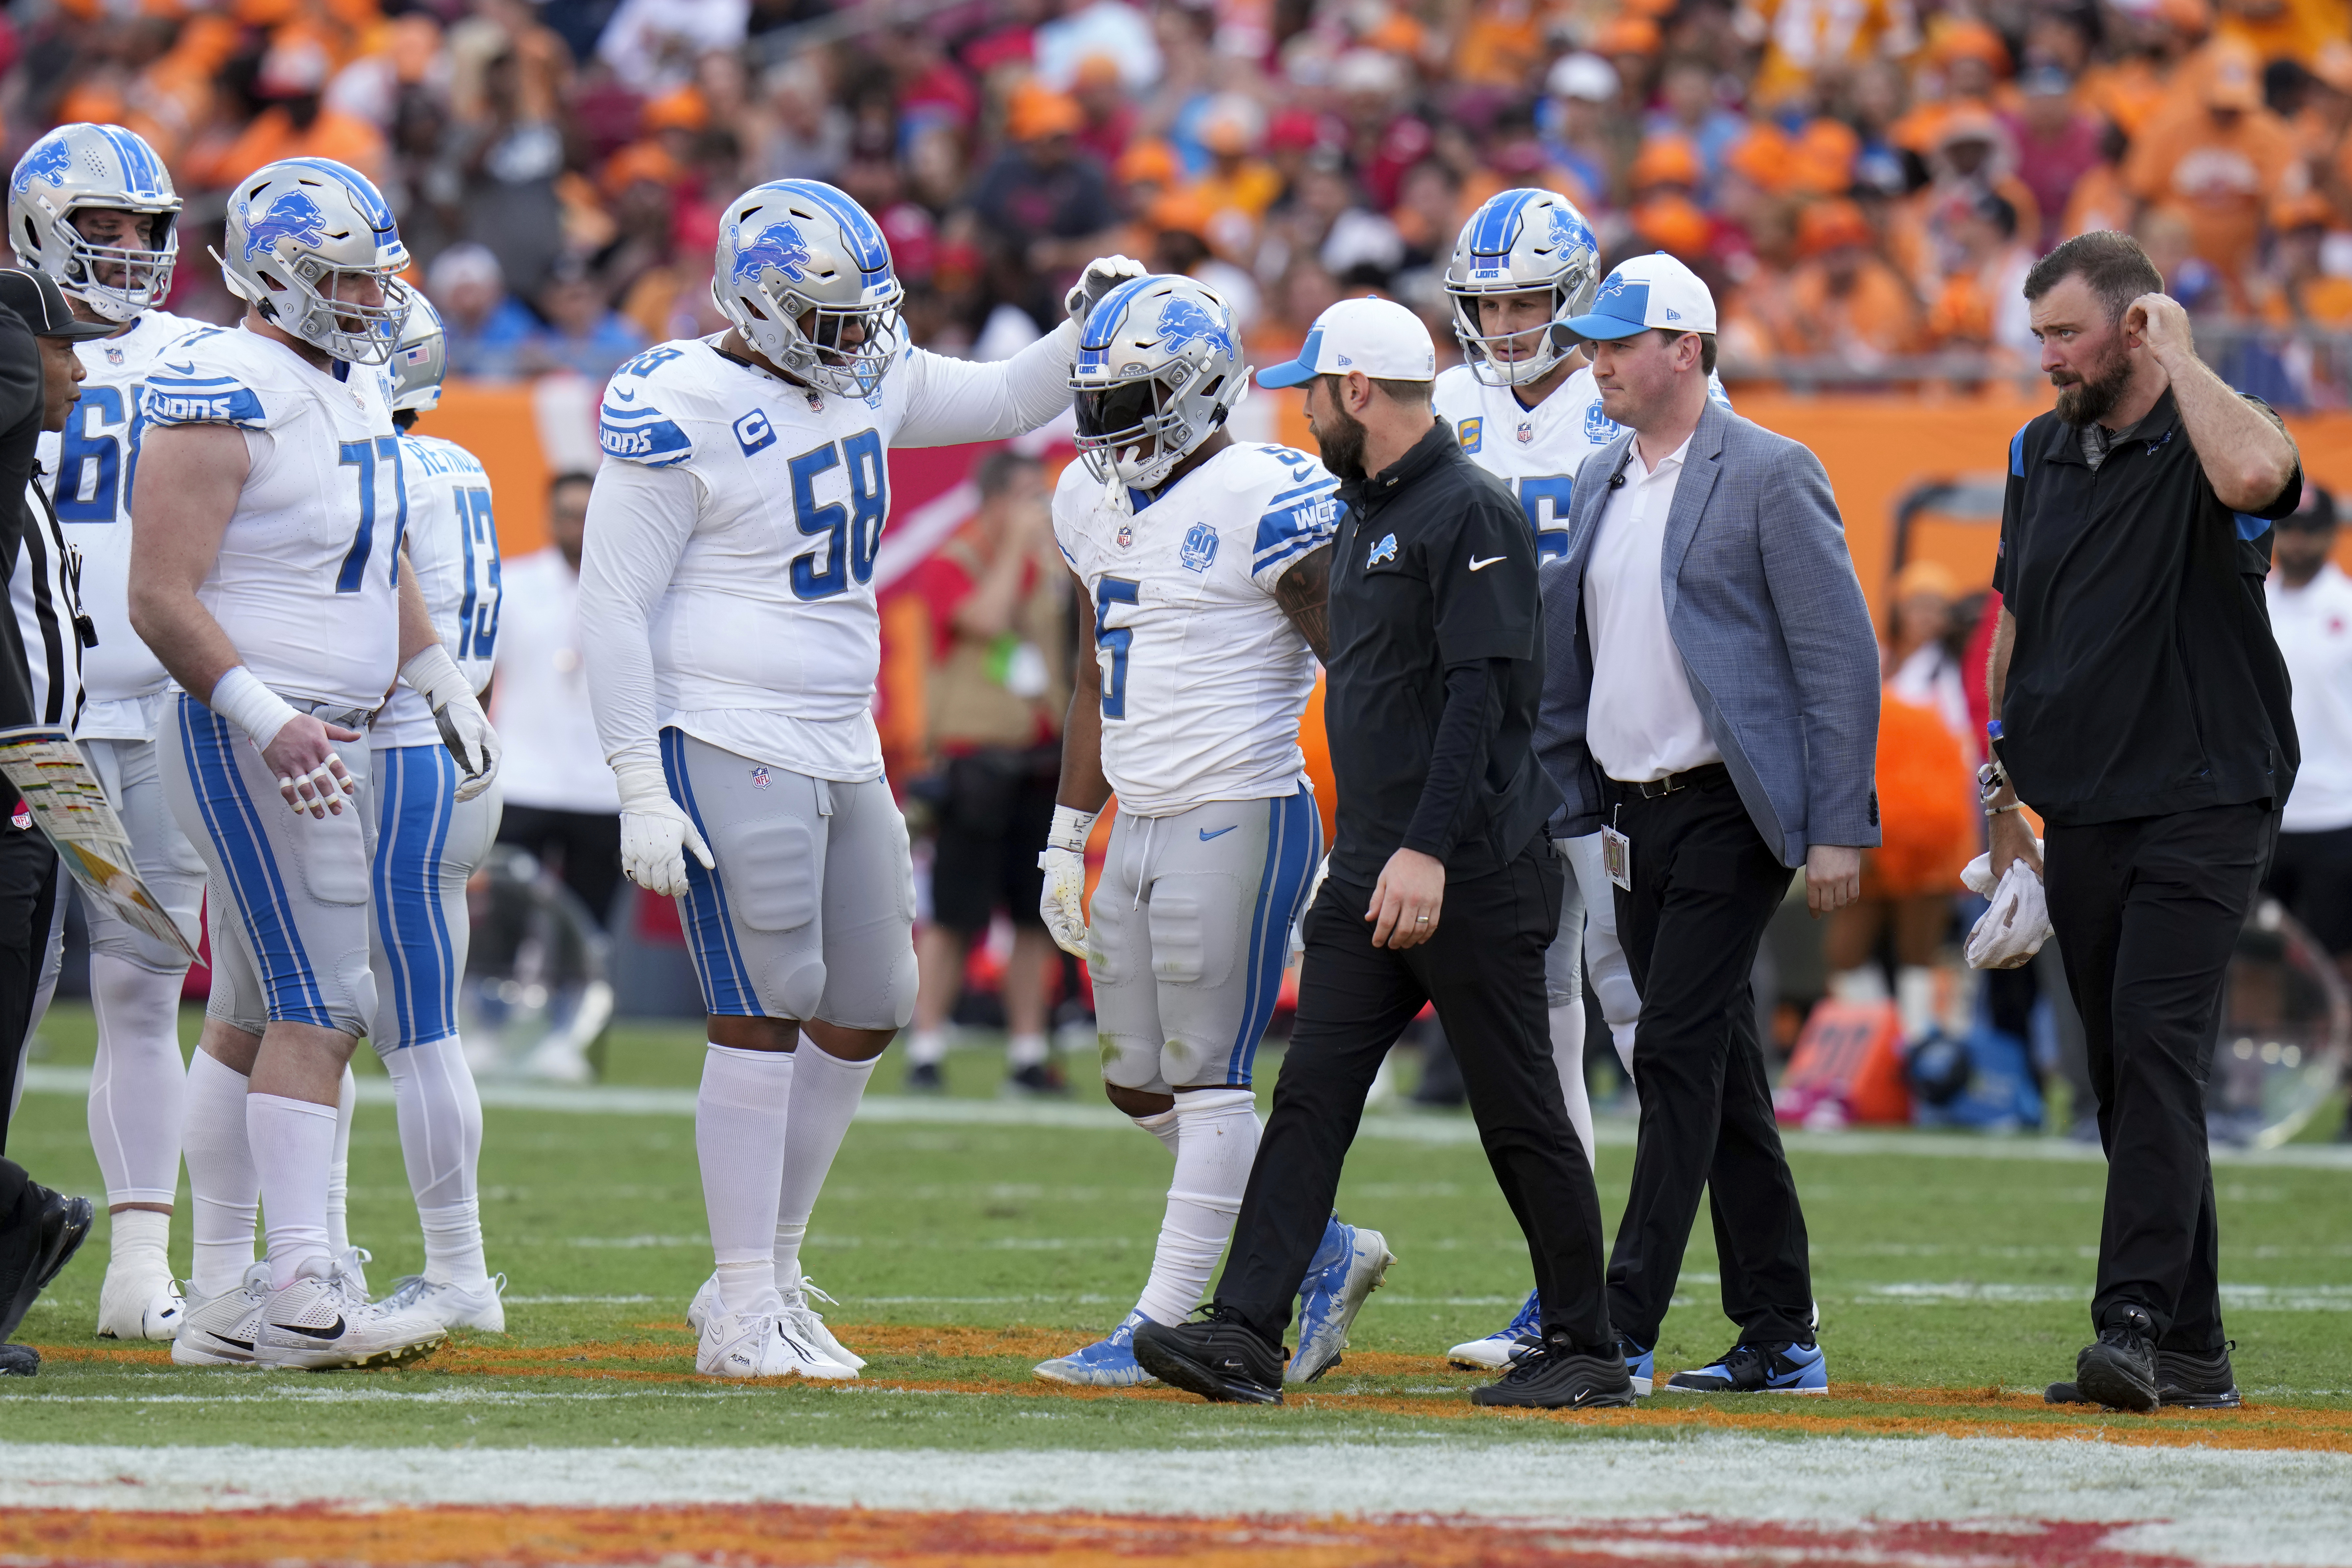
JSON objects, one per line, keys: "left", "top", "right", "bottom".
{"left": 1539, "top": 255, "right": 1880, "bottom": 1394}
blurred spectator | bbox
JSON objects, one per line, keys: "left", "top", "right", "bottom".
{"left": 2263, "top": 484, "right": 2352, "bottom": 989}
{"left": 1743, "top": 0, "right": 1921, "bottom": 108}
{"left": 596, "top": 0, "right": 747, "bottom": 95}
{"left": 1925, "top": 193, "right": 2036, "bottom": 360}
{"left": 430, "top": 243, "right": 535, "bottom": 381}
{"left": 970, "top": 81, "right": 1119, "bottom": 321}
{"left": 1645, "top": 55, "right": 1749, "bottom": 192}
{"left": 1069, "top": 53, "right": 1137, "bottom": 168}
{"left": 493, "top": 471, "right": 625, "bottom": 930}
{"left": 902, "top": 452, "right": 1070, "bottom": 1096}
{"left": 2004, "top": 65, "right": 2108, "bottom": 251}
{"left": 519, "top": 257, "right": 646, "bottom": 381}
{"left": 198, "top": 32, "right": 387, "bottom": 190}
{"left": 1787, "top": 198, "right": 1921, "bottom": 367}
{"left": 1540, "top": 52, "right": 1620, "bottom": 210}
{"left": 2261, "top": 192, "right": 2352, "bottom": 327}
{"left": 2127, "top": 42, "right": 2305, "bottom": 303}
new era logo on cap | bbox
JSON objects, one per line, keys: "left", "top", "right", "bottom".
{"left": 1258, "top": 296, "right": 1436, "bottom": 389}
{"left": 1564, "top": 253, "right": 1717, "bottom": 342}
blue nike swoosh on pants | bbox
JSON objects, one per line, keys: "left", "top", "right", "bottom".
{"left": 1199, "top": 825, "right": 1237, "bottom": 841}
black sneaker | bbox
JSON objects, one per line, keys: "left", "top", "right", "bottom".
{"left": 1132, "top": 1306, "right": 1285, "bottom": 1404}
{"left": 2073, "top": 1305, "right": 2158, "bottom": 1412}
{"left": 2044, "top": 1380, "right": 2091, "bottom": 1404}
{"left": 0, "top": 1343, "right": 36, "bottom": 1377}
{"left": 904, "top": 1061, "right": 945, "bottom": 1094}
{"left": 1003, "top": 1062, "right": 1068, "bottom": 1098}
{"left": 1471, "top": 1333, "right": 1637, "bottom": 1409}
{"left": 0, "top": 1183, "right": 94, "bottom": 1343}
{"left": 2156, "top": 1342, "right": 2242, "bottom": 1409}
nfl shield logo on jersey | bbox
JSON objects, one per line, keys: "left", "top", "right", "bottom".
{"left": 1515, "top": 420, "right": 1533, "bottom": 444}
{"left": 1367, "top": 533, "right": 1398, "bottom": 567}
{"left": 1584, "top": 401, "right": 1622, "bottom": 443}
{"left": 750, "top": 766, "right": 772, "bottom": 789}
{"left": 104, "top": 345, "right": 125, "bottom": 366}
{"left": 1178, "top": 521, "right": 1219, "bottom": 573}
{"left": 1116, "top": 524, "right": 1134, "bottom": 549}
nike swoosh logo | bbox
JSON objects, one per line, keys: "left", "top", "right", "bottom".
{"left": 1468, "top": 555, "right": 1506, "bottom": 571}
{"left": 209, "top": 1333, "right": 254, "bottom": 1351}
{"left": 1199, "top": 825, "right": 1237, "bottom": 841}
{"left": 279, "top": 1317, "right": 346, "bottom": 1340}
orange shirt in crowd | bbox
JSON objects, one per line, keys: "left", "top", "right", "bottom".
{"left": 2127, "top": 102, "right": 2304, "bottom": 284}
{"left": 1744, "top": 0, "right": 1921, "bottom": 106}
{"left": 2215, "top": 0, "right": 2352, "bottom": 64}
{"left": 195, "top": 104, "right": 388, "bottom": 190}
{"left": 1786, "top": 255, "right": 1923, "bottom": 358}
{"left": 2262, "top": 273, "right": 2352, "bottom": 325}
{"left": 2061, "top": 160, "right": 2137, "bottom": 239}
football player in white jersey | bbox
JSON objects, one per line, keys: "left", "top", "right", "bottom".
{"left": 11, "top": 122, "right": 209, "bottom": 1342}
{"left": 1031, "top": 275, "right": 1392, "bottom": 1389}
{"left": 357, "top": 298, "right": 506, "bottom": 1332}
{"left": 1430, "top": 189, "right": 1728, "bottom": 1376}
{"left": 131, "top": 157, "right": 496, "bottom": 1371}
{"left": 580, "top": 177, "right": 1141, "bottom": 1380}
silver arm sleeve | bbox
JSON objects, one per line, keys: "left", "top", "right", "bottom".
{"left": 577, "top": 460, "right": 701, "bottom": 779}
{"left": 893, "top": 317, "right": 1081, "bottom": 448}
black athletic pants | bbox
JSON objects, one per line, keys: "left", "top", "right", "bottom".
{"left": 498, "top": 804, "right": 624, "bottom": 931}
{"left": 1215, "top": 839, "right": 1615, "bottom": 1349}
{"left": 0, "top": 812, "right": 59, "bottom": 1157}
{"left": 1607, "top": 773, "right": 1813, "bottom": 1350}
{"left": 2044, "top": 801, "right": 2274, "bottom": 1351}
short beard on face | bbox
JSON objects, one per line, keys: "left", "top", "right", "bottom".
{"left": 1314, "top": 391, "right": 1370, "bottom": 483}
{"left": 2053, "top": 333, "right": 2134, "bottom": 427}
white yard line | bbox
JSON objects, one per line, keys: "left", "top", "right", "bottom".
{"left": 17, "top": 1065, "right": 2351, "bottom": 1168}
{"left": 2, "top": 1436, "right": 2348, "bottom": 1565}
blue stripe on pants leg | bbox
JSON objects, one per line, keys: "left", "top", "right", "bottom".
{"left": 660, "top": 728, "right": 758, "bottom": 1015}
{"left": 1224, "top": 785, "right": 1322, "bottom": 1087}
{"left": 175, "top": 696, "right": 329, "bottom": 1027}
{"left": 372, "top": 744, "right": 460, "bottom": 1048}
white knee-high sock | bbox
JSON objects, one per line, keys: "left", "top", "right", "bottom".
{"left": 1548, "top": 1004, "right": 1597, "bottom": 1171}
{"left": 181, "top": 1051, "right": 259, "bottom": 1298}
{"left": 384, "top": 1036, "right": 487, "bottom": 1286}
{"left": 772, "top": 1044, "right": 875, "bottom": 1289}
{"left": 698, "top": 1044, "right": 794, "bottom": 1312}
{"left": 108, "top": 1208, "right": 170, "bottom": 1285}
{"left": 1132, "top": 1106, "right": 1180, "bottom": 1159}
{"left": 1135, "top": 1087, "right": 1259, "bottom": 1326}
{"left": 324, "top": 1065, "right": 355, "bottom": 1256}
{"left": 86, "top": 954, "right": 187, "bottom": 1214}
{"left": 247, "top": 1093, "right": 339, "bottom": 1289}
{"left": 1895, "top": 964, "right": 1940, "bottom": 1043}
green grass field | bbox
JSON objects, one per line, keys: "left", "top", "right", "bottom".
{"left": 6, "top": 999, "right": 2351, "bottom": 1453}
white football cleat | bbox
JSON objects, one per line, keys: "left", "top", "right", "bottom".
{"left": 170, "top": 1262, "right": 272, "bottom": 1367}
{"left": 380, "top": 1273, "right": 507, "bottom": 1333}
{"left": 331, "top": 1246, "right": 372, "bottom": 1301}
{"left": 780, "top": 1277, "right": 864, "bottom": 1371}
{"left": 685, "top": 1272, "right": 721, "bottom": 1337}
{"left": 696, "top": 1306, "right": 855, "bottom": 1380}
{"left": 95, "top": 1264, "right": 185, "bottom": 1341}
{"left": 253, "top": 1257, "right": 446, "bottom": 1370}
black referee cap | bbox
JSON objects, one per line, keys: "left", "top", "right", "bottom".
{"left": 0, "top": 267, "right": 119, "bottom": 341}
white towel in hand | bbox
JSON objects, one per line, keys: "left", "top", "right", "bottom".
{"left": 1962, "top": 848, "right": 2052, "bottom": 969}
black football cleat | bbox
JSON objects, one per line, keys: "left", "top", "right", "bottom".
{"left": 2156, "top": 1342, "right": 2243, "bottom": 1409}
{"left": 1132, "top": 1306, "right": 1285, "bottom": 1404}
{"left": 0, "top": 1342, "right": 37, "bottom": 1377}
{"left": 0, "top": 1182, "right": 94, "bottom": 1343}
{"left": 1470, "top": 1333, "right": 1637, "bottom": 1409}
{"left": 2073, "top": 1305, "right": 2159, "bottom": 1413}
{"left": 2044, "top": 1380, "right": 2091, "bottom": 1404}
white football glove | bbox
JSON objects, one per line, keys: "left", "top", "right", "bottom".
{"left": 1037, "top": 803, "right": 1099, "bottom": 958}
{"left": 1064, "top": 255, "right": 1147, "bottom": 322}
{"left": 401, "top": 644, "right": 501, "bottom": 802}
{"left": 1961, "top": 846, "right": 2052, "bottom": 970}
{"left": 614, "top": 756, "right": 713, "bottom": 899}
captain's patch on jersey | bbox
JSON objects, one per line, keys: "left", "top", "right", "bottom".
{"left": 1456, "top": 416, "right": 1482, "bottom": 453}
{"left": 1178, "top": 521, "right": 1219, "bottom": 573}
{"left": 733, "top": 409, "right": 776, "bottom": 455}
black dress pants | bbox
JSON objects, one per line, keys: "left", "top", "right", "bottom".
{"left": 498, "top": 804, "right": 625, "bottom": 931}
{"left": 2044, "top": 801, "right": 2274, "bottom": 1352}
{"left": 0, "top": 816, "right": 59, "bottom": 1157}
{"left": 1215, "top": 840, "right": 1613, "bottom": 1348}
{"left": 1608, "top": 775, "right": 1812, "bottom": 1349}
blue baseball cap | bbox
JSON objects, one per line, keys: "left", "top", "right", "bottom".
{"left": 1257, "top": 296, "right": 1436, "bottom": 388}
{"left": 1562, "top": 253, "right": 1718, "bottom": 341}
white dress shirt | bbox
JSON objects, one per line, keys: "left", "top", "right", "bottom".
{"left": 2268, "top": 560, "right": 2352, "bottom": 834}
{"left": 493, "top": 547, "right": 622, "bottom": 814}
{"left": 1583, "top": 432, "right": 1723, "bottom": 783}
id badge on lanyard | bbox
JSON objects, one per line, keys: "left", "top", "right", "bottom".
{"left": 1601, "top": 823, "right": 1632, "bottom": 891}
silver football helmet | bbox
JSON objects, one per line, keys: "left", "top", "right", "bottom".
{"left": 1444, "top": 188, "right": 1600, "bottom": 388}
{"left": 218, "top": 157, "right": 412, "bottom": 365}
{"left": 8, "top": 123, "right": 181, "bottom": 323}
{"left": 711, "top": 179, "right": 903, "bottom": 399}
{"left": 389, "top": 294, "right": 447, "bottom": 414}
{"left": 1069, "top": 274, "right": 1248, "bottom": 494}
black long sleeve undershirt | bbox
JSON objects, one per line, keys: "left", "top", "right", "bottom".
{"left": 1401, "top": 657, "right": 1509, "bottom": 866}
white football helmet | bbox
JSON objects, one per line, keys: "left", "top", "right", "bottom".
{"left": 218, "top": 157, "right": 412, "bottom": 365}
{"left": 1444, "top": 188, "right": 1600, "bottom": 388}
{"left": 711, "top": 179, "right": 903, "bottom": 399}
{"left": 1069, "top": 274, "right": 1248, "bottom": 494}
{"left": 8, "top": 123, "right": 181, "bottom": 323}
{"left": 389, "top": 294, "right": 447, "bottom": 415}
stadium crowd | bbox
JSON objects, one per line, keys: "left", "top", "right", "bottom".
{"left": 3, "top": 0, "right": 2350, "bottom": 402}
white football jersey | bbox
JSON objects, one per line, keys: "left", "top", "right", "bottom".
{"left": 33, "top": 308, "right": 206, "bottom": 736}
{"left": 1432, "top": 362, "right": 1731, "bottom": 561}
{"left": 1052, "top": 442, "right": 1339, "bottom": 817}
{"left": 592, "top": 334, "right": 1052, "bottom": 780}
{"left": 140, "top": 324, "right": 404, "bottom": 712}
{"left": 376, "top": 431, "right": 500, "bottom": 749}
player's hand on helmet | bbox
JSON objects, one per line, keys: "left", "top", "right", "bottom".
{"left": 1064, "top": 255, "right": 1146, "bottom": 323}
{"left": 402, "top": 644, "right": 501, "bottom": 801}
{"left": 262, "top": 716, "right": 361, "bottom": 819}
{"left": 614, "top": 757, "right": 712, "bottom": 899}
{"left": 1036, "top": 804, "right": 1099, "bottom": 959}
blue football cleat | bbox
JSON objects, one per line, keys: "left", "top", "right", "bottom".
{"left": 1665, "top": 1337, "right": 1828, "bottom": 1394}
{"left": 1446, "top": 1288, "right": 1542, "bottom": 1370}
{"left": 1621, "top": 1335, "right": 1654, "bottom": 1397}
{"left": 1034, "top": 1310, "right": 1157, "bottom": 1387}
{"left": 1289, "top": 1219, "right": 1393, "bottom": 1384}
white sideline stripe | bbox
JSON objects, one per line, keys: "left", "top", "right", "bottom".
{"left": 17, "top": 1065, "right": 2352, "bottom": 1168}
{"left": 3, "top": 1438, "right": 2348, "bottom": 1565}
